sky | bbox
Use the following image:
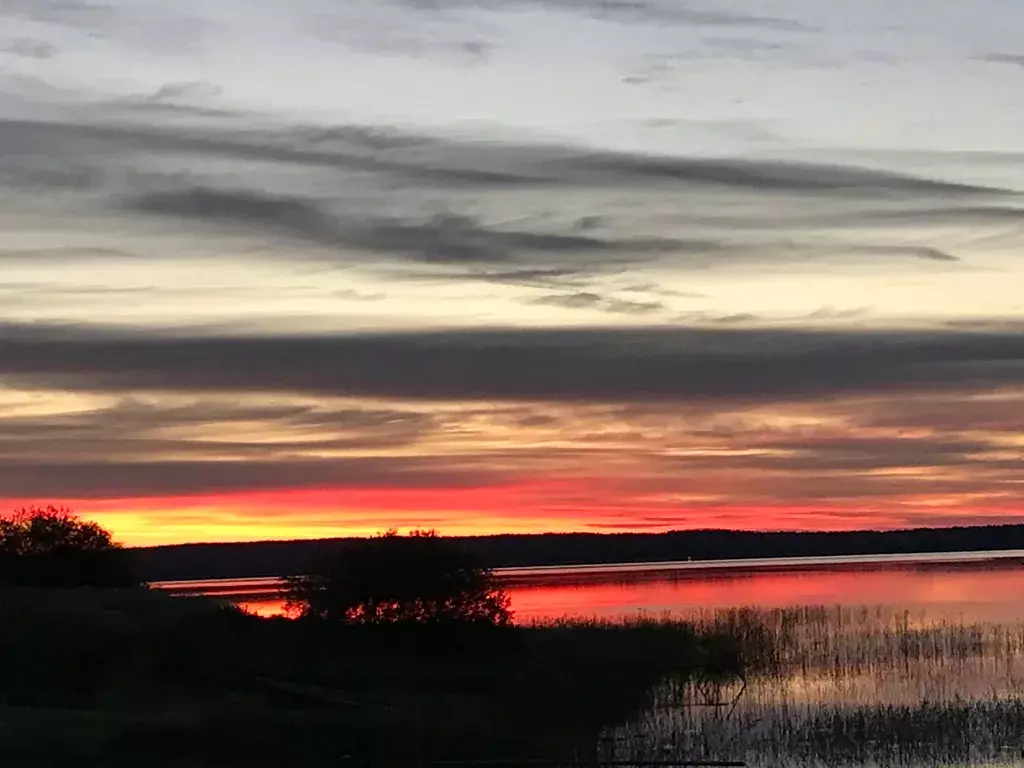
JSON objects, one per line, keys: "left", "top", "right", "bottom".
{"left": 1, "top": 0, "right": 1023, "bottom": 545}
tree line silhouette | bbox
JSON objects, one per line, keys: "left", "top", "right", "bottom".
{"left": 135, "top": 524, "right": 1024, "bottom": 582}
{"left": 0, "top": 506, "right": 141, "bottom": 588}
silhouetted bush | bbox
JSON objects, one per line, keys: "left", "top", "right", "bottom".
{"left": 0, "top": 506, "right": 141, "bottom": 588}
{"left": 286, "top": 529, "right": 512, "bottom": 626}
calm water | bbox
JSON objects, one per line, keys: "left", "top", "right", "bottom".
{"left": 610, "top": 605, "right": 1024, "bottom": 768}
{"left": 156, "top": 550, "right": 1024, "bottom": 766}
{"left": 153, "top": 549, "right": 1024, "bottom": 624}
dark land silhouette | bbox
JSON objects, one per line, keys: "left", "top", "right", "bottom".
{"left": 1, "top": 587, "right": 755, "bottom": 765}
{"left": 0, "top": 507, "right": 757, "bottom": 765}
{"left": 135, "top": 524, "right": 1024, "bottom": 582}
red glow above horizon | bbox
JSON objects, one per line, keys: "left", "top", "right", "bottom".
{"left": 3, "top": 480, "right": 1023, "bottom": 547}
{"left": 2, "top": 386, "right": 1021, "bottom": 546}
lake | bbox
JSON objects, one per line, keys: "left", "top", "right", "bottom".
{"left": 155, "top": 550, "right": 1024, "bottom": 766}
{"left": 153, "top": 549, "right": 1024, "bottom": 624}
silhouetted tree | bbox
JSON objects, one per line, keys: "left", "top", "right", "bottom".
{"left": 0, "top": 505, "right": 142, "bottom": 588}
{"left": 286, "top": 529, "right": 512, "bottom": 625}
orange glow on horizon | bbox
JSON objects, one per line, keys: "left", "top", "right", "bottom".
{"left": 4, "top": 481, "right": 1024, "bottom": 547}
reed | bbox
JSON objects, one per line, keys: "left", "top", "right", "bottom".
{"left": 605, "top": 606, "right": 1024, "bottom": 767}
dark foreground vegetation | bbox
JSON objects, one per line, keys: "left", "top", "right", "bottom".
{"left": 137, "top": 524, "right": 1024, "bottom": 582}
{"left": 0, "top": 590, "right": 761, "bottom": 766}
{"left": 0, "top": 508, "right": 763, "bottom": 766}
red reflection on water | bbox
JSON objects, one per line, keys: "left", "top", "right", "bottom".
{"left": 238, "top": 598, "right": 290, "bottom": 617}
{"left": 234, "top": 563, "right": 1024, "bottom": 624}
{"left": 506, "top": 565, "right": 1024, "bottom": 624}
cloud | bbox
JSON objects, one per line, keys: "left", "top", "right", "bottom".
{"left": 0, "top": 396, "right": 436, "bottom": 445}
{"left": 316, "top": 23, "right": 493, "bottom": 65}
{"left": 1, "top": 115, "right": 1017, "bottom": 287}
{"left": 0, "top": 246, "right": 136, "bottom": 263}
{"left": 860, "top": 393, "right": 1024, "bottom": 434}
{"left": 909, "top": 247, "right": 959, "bottom": 262}
{"left": 844, "top": 244, "right": 961, "bottom": 263}
{"left": 803, "top": 306, "right": 870, "bottom": 321}
{"left": 636, "top": 202, "right": 1024, "bottom": 236}
{"left": 127, "top": 188, "right": 342, "bottom": 246}
{"left": 746, "top": 435, "right": 1008, "bottom": 472}
{"left": 108, "top": 82, "right": 236, "bottom": 119}
{"left": 0, "top": 0, "right": 205, "bottom": 54}
{"left": 390, "top": 265, "right": 606, "bottom": 291}
{"left": 1, "top": 323, "right": 1022, "bottom": 403}
{"left": 0, "top": 375, "right": 1019, "bottom": 507}
{"left": 710, "top": 313, "right": 760, "bottom": 324}
{"left": 529, "top": 292, "right": 607, "bottom": 310}
{"left": 979, "top": 53, "right": 1024, "bottom": 68}
{"left": 602, "top": 298, "right": 667, "bottom": 315}
{"left": 404, "top": 0, "right": 812, "bottom": 32}
{"left": 450, "top": 267, "right": 594, "bottom": 288}
{"left": 2, "top": 38, "right": 58, "bottom": 59}
{"left": 0, "top": 397, "right": 438, "bottom": 462}
{"left": 1, "top": 0, "right": 114, "bottom": 27}
{"left": 854, "top": 205, "right": 1024, "bottom": 225}
{"left": 545, "top": 153, "right": 1004, "bottom": 195}
{"left": 0, "top": 282, "right": 158, "bottom": 308}
{"left": 334, "top": 288, "right": 387, "bottom": 301}
{"left": 125, "top": 188, "right": 701, "bottom": 264}
{"left": 0, "top": 394, "right": 456, "bottom": 496}
{"left": 346, "top": 213, "right": 693, "bottom": 262}
{"left": 0, "top": 457, "right": 509, "bottom": 498}
{"left": 149, "top": 81, "right": 223, "bottom": 102}
{"left": 618, "top": 283, "right": 708, "bottom": 299}
{"left": 529, "top": 291, "right": 667, "bottom": 315}
{"left": 3, "top": 117, "right": 1007, "bottom": 197}
{"left": 0, "top": 119, "right": 534, "bottom": 188}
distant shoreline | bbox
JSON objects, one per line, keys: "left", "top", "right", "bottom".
{"left": 495, "top": 547, "right": 1024, "bottom": 582}
{"left": 152, "top": 547, "right": 1024, "bottom": 598}
{"left": 135, "top": 523, "right": 1024, "bottom": 583}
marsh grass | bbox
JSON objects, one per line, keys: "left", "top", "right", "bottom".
{"left": 605, "top": 606, "right": 1024, "bottom": 768}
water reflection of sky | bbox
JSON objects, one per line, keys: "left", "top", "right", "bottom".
{"left": 614, "top": 604, "right": 1024, "bottom": 767}
{"left": 155, "top": 555, "right": 1024, "bottom": 766}
{"left": 192, "top": 555, "right": 1024, "bottom": 623}
{"left": 508, "top": 565, "right": 1024, "bottom": 624}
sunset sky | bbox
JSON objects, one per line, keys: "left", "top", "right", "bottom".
{"left": 2, "top": 0, "right": 1023, "bottom": 545}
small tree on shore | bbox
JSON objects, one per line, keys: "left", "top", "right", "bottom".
{"left": 0, "top": 505, "right": 141, "bottom": 588}
{"left": 286, "top": 529, "right": 512, "bottom": 626}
